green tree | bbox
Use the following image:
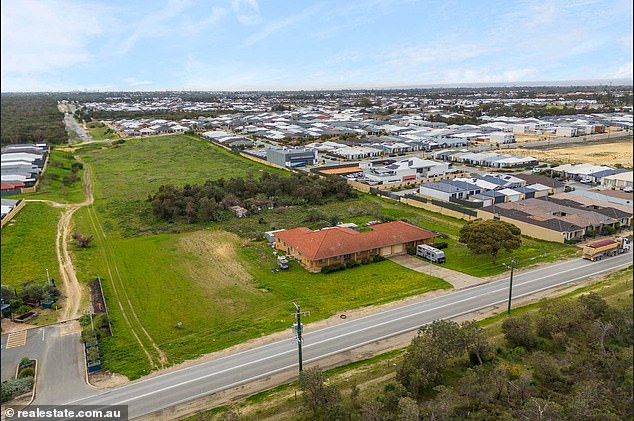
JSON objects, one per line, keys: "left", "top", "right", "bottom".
{"left": 299, "top": 367, "right": 341, "bottom": 418}
{"left": 502, "top": 315, "right": 536, "bottom": 349}
{"left": 459, "top": 219, "right": 521, "bottom": 263}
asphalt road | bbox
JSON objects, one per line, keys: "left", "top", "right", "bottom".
{"left": 61, "top": 253, "right": 632, "bottom": 418}
{"left": 1, "top": 322, "right": 93, "bottom": 403}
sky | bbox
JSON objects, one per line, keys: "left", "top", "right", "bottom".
{"left": 1, "top": 0, "right": 632, "bottom": 92}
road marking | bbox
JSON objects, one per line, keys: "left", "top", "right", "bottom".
{"left": 5, "top": 330, "right": 27, "bottom": 349}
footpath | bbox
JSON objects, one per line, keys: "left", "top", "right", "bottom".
{"left": 389, "top": 254, "right": 487, "bottom": 290}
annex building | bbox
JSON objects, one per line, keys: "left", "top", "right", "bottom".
{"left": 274, "top": 221, "right": 438, "bottom": 272}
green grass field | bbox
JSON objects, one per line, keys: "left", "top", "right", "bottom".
{"left": 78, "top": 135, "right": 287, "bottom": 236}
{"left": 68, "top": 226, "right": 449, "bottom": 377}
{"left": 86, "top": 125, "right": 119, "bottom": 140}
{"left": 63, "top": 134, "right": 576, "bottom": 377}
{"left": 1, "top": 202, "right": 61, "bottom": 288}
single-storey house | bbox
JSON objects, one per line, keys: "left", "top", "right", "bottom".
{"left": 274, "top": 221, "right": 438, "bottom": 272}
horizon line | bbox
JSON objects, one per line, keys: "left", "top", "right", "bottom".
{"left": 2, "top": 78, "right": 632, "bottom": 94}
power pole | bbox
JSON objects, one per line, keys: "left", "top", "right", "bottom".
{"left": 503, "top": 259, "right": 517, "bottom": 314}
{"left": 292, "top": 302, "right": 309, "bottom": 373}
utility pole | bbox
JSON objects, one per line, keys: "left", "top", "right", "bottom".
{"left": 503, "top": 259, "right": 517, "bottom": 314}
{"left": 292, "top": 301, "right": 309, "bottom": 373}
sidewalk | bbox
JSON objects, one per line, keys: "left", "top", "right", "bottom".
{"left": 390, "top": 255, "right": 488, "bottom": 290}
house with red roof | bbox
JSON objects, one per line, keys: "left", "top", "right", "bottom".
{"left": 274, "top": 221, "right": 438, "bottom": 272}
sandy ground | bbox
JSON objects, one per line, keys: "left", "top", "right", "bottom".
{"left": 505, "top": 139, "right": 633, "bottom": 167}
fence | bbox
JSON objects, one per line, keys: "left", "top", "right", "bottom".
{"left": 1, "top": 200, "right": 25, "bottom": 228}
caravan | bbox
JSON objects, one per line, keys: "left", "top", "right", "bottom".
{"left": 416, "top": 244, "right": 446, "bottom": 263}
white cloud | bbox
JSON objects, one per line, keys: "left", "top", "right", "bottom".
{"left": 116, "top": 0, "right": 192, "bottom": 54}
{"left": 232, "top": 0, "right": 261, "bottom": 25}
{"left": 1, "top": 0, "right": 104, "bottom": 75}
{"left": 243, "top": 4, "right": 322, "bottom": 46}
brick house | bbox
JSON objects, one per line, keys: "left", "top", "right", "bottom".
{"left": 274, "top": 221, "right": 438, "bottom": 272}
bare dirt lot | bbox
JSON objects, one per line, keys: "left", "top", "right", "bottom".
{"left": 506, "top": 139, "right": 633, "bottom": 167}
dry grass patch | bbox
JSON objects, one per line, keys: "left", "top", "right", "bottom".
{"left": 178, "top": 230, "right": 256, "bottom": 299}
{"left": 506, "top": 139, "right": 633, "bottom": 167}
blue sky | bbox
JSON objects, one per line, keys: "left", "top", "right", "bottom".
{"left": 1, "top": 0, "right": 632, "bottom": 91}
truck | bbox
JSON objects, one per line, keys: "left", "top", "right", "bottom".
{"left": 277, "top": 255, "right": 289, "bottom": 270}
{"left": 582, "top": 237, "right": 630, "bottom": 261}
{"left": 416, "top": 244, "right": 446, "bottom": 263}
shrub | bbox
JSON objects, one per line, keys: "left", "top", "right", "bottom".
{"left": 72, "top": 232, "right": 93, "bottom": 248}
{"left": 78, "top": 314, "right": 91, "bottom": 327}
{"left": 406, "top": 246, "right": 417, "bottom": 255}
{"left": 360, "top": 258, "right": 371, "bottom": 265}
{"left": 372, "top": 255, "right": 386, "bottom": 263}
{"left": 18, "top": 368, "right": 34, "bottom": 378}
{"left": 321, "top": 263, "right": 346, "bottom": 274}
{"left": 71, "top": 162, "right": 83, "bottom": 173}
{"left": 112, "top": 139, "right": 125, "bottom": 145}
{"left": 345, "top": 260, "right": 360, "bottom": 269}
{"left": 14, "top": 305, "right": 32, "bottom": 316}
{"left": 1, "top": 377, "right": 33, "bottom": 402}
{"left": 19, "top": 358, "right": 32, "bottom": 369}
{"left": 62, "top": 174, "right": 80, "bottom": 185}
{"left": 434, "top": 242, "right": 448, "bottom": 249}
{"left": 601, "top": 225, "right": 616, "bottom": 235}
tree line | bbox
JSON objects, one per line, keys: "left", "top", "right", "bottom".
{"left": 287, "top": 291, "right": 632, "bottom": 420}
{"left": 149, "top": 172, "right": 356, "bottom": 224}
{"left": 1, "top": 93, "right": 68, "bottom": 146}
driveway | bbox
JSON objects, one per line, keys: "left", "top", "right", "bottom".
{"left": 1, "top": 321, "right": 94, "bottom": 404}
{"left": 390, "top": 254, "right": 486, "bottom": 290}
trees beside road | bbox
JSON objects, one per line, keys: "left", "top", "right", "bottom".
{"left": 459, "top": 219, "right": 521, "bottom": 263}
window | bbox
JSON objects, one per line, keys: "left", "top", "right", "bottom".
{"left": 344, "top": 254, "right": 352, "bottom": 260}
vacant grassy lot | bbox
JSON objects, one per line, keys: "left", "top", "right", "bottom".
{"left": 86, "top": 124, "right": 119, "bottom": 140}
{"left": 78, "top": 135, "right": 287, "bottom": 236}
{"left": 1, "top": 202, "right": 61, "bottom": 288}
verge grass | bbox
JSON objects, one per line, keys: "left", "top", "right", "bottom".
{"left": 1, "top": 202, "right": 61, "bottom": 288}
{"left": 184, "top": 266, "right": 633, "bottom": 421}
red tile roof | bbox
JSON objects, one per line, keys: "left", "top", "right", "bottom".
{"left": 1, "top": 181, "right": 25, "bottom": 190}
{"left": 275, "top": 221, "right": 438, "bottom": 260}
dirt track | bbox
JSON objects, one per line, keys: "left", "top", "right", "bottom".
{"left": 26, "top": 161, "right": 94, "bottom": 321}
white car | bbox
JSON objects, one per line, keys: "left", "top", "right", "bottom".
{"left": 624, "top": 186, "right": 633, "bottom": 193}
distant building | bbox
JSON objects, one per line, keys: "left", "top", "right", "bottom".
{"left": 266, "top": 147, "right": 317, "bottom": 168}
{"left": 361, "top": 157, "right": 452, "bottom": 184}
{"left": 229, "top": 205, "right": 248, "bottom": 218}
